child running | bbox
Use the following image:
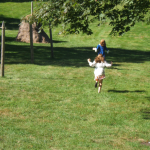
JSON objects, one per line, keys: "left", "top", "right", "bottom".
{"left": 87, "top": 54, "right": 113, "bottom": 93}
{"left": 93, "top": 39, "right": 109, "bottom": 60}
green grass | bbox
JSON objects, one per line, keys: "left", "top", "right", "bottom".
{"left": 0, "top": 2, "right": 150, "bottom": 150}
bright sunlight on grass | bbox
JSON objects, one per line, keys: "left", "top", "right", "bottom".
{"left": 0, "top": 2, "right": 150, "bottom": 150}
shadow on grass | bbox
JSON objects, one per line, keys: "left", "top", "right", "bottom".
{"left": 140, "top": 108, "right": 150, "bottom": 120}
{"left": 145, "top": 97, "right": 150, "bottom": 102}
{"left": 3, "top": 37, "right": 67, "bottom": 44}
{"left": 1, "top": 41, "right": 150, "bottom": 66}
{"left": 0, "top": 15, "right": 20, "bottom": 30}
{"left": 108, "top": 90, "right": 146, "bottom": 93}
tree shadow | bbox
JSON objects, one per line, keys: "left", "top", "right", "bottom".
{"left": 0, "top": 15, "right": 20, "bottom": 30}
{"left": 140, "top": 97, "right": 150, "bottom": 120}
{"left": 108, "top": 90, "right": 146, "bottom": 93}
{"left": 52, "top": 40, "right": 67, "bottom": 43}
{"left": 140, "top": 107, "right": 150, "bottom": 120}
{"left": 145, "top": 97, "right": 150, "bottom": 102}
{"left": 2, "top": 37, "right": 67, "bottom": 44}
{"left": 108, "top": 48, "right": 150, "bottom": 63}
{"left": 1, "top": 42, "right": 150, "bottom": 66}
{"left": 3, "top": 44, "right": 95, "bottom": 66}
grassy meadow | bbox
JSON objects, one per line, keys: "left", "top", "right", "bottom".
{"left": 0, "top": 2, "right": 150, "bottom": 150}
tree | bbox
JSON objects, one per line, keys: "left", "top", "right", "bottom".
{"left": 34, "top": 0, "right": 62, "bottom": 58}
{"left": 35, "top": 0, "right": 150, "bottom": 36}
{"left": 60, "top": 0, "right": 150, "bottom": 36}
{"left": 34, "top": 0, "right": 150, "bottom": 58}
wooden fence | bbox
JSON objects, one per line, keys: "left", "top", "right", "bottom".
{"left": 1, "top": 21, "right": 5, "bottom": 77}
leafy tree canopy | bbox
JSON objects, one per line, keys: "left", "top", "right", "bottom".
{"left": 34, "top": 0, "right": 150, "bottom": 35}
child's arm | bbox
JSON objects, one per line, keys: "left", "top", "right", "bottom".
{"left": 87, "top": 59, "right": 96, "bottom": 67}
{"left": 92, "top": 47, "right": 97, "bottom": 52}
{"left": 105, "top": 61, "right": 113, "bottom": 67}
{"left": 87, "top": 59, "right": 91, "bottom": 62}
{"left": 106, "top": 47, "right": 109, "bottom": 54}
{"left": 92, "top": 44, "right": 100, "bottom": 52}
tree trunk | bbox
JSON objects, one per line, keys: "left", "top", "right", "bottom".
{"left": 30, "top": 24, "right": 34, "bottom": 63}
{"left": 30, "top": 1, "right": 34, "bottom": 63}
{"left": 49, "top": 24, "right": 54, "bottom": 58}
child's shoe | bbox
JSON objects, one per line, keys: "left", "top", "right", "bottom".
{"left": 95, "top": 82, "right": 97, "bottom": 88}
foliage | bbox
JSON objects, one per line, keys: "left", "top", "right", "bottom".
{"left": 107, "top": 0, "right": 150, "bottom": 35}
{"left": 34, "top": 1, "right": 62, "bottom": 30}
{"left": 34, "top": 0, "right": 150, "bottom": 36}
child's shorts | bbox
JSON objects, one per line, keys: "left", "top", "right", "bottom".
{"left": 95, "top": 75, "right": 105, "bottom": 81}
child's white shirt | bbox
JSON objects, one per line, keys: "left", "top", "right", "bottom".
{"left": 88, "top": 60, "right": 112, "bottom": 76}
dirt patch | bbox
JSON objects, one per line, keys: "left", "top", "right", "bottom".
{"left": 141, "top": 142, "right": 150, "bottom": 146}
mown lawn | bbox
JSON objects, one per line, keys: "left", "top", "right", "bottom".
{"left": 0, "top": 2, "right": 150, "bottom": 150}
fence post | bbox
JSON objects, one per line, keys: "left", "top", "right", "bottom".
{"left": 1, "top": 21, "right": 5, "bottom": 77}
{"left": 30, "top": 1, "right": 34, "bottom": 64}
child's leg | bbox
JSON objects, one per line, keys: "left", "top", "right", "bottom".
{"left": 98, "top": 79, "right": 103, "bottom": 93}
{"left": 95, "top": 79, "right": 98, "bottom": 88}
{"left": 95, "top": 75, "right": 98, "bottom": 88}
{"left": 99, "top": 79, "right": 103, "bottom": 88}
